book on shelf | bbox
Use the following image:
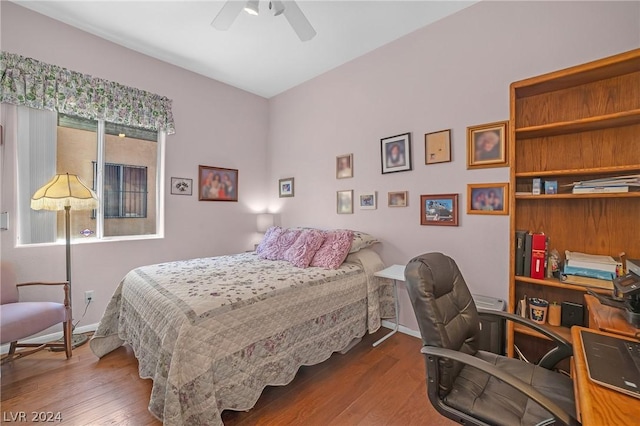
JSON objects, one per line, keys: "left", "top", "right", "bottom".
{"left": 566, "top": 174, "right": 639, "bottom": 194}
{"left": 514, "top": 230, "right": 527, "bottom": 276}
{"left": 562, "top": 264, "right": 616, "bottom": 280}
{"left": 523, "top": 232, "right": 533, "bottom": 277}
{"left": 530, "top": 233, "right": 546, "bottom": 279}
{"left": 564, "top": 174, "right": 640, "bottom": 187}
{"left": 560, "top": 274, "right": 614, "bottom": 291}
{"left": 572, "top": 185, "right": 629, "bottom": 194}
{"left": 564, "top": 250, "right": 620, "bottom": 273}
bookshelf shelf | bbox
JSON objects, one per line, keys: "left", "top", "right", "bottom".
{"left": 508, "top": 49, "right": 640, "bottom": 361}
{"left": 515, "top": 164, "right": 640, "bottom": 178}
{"left": 514, "top": 276, "right": 612, "bottom": 294}
{"left": 515, "top": 192, "right": 640, "bottom": 200}
{"left": 513, "top": 323, "right": 572, "bottom": 343}
{"left": 515, "top": 109, "right": 640, "bottom": 139}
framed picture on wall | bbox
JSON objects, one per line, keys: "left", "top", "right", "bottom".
{"left": 198, "top": 165, "right": 238, "bottom": 201}
{"left": 359, "top": 191, "right": 377, "bottom": 210}
{"left": 388, "top": 191, "right": 408, "bottom": 207}
{"left": 336, "top": 153, "right": 353, "bottom": 179}
{"left": 467, "top": 121, "right": 509, "bottom": 169}
{"left": 337, "top": 190, "right": 353, "bottom": 214}
{"left": 420, "top": 193, "right": 458, "bottom": 226}
{"left": 170, "top": 177, "right": 193, "bottom": 195}
{"left": 467, "top": 183, "right": 509, "bottom": 215}
{"left": 279, "top": 177, "right": 294, "bottom": 197}
{"left": 425, "top": 129, "right": 452, "bottom": 164}
{"left": 381, "top": 132, "right": 412, "bottom": 174}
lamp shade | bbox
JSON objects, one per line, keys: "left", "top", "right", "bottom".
{"left": 31, "top": 173, "right": 98, "bottom": 211}
{"left": 257, "top": 213, "right": 274, "bottom": 233}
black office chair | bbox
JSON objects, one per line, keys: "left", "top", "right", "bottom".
{"left": 405, "top": 253, "right": 579, "bottom": 426}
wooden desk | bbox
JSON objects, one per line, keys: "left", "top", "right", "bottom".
{"left": 584, "top": 294, "right": 640, "bottom": 339}
{"left": 571, "top": 327, "right": 640, "bottom": 425}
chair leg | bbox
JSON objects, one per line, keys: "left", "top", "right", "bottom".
{"left": 9, "top": 341, "right": 17, "bottom": 356}
{"left": 63, "top": 319, "right": 73, "bottom": 359}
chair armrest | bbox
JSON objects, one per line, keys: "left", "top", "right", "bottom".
{"left": 16, "top": 281, "right": 71, "bottom": 309}
{"left": 16, "top": 281, "right": 69, "bottom": 287}
{"left": 477, "top": 308, "right": 573, "bottom": 369}
{"left": 421, "top": 346, "right": 580, "bottom": 426}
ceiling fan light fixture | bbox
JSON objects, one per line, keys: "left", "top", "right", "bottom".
{"left": 243, "top": 0, "right": 259, "bottom": 16}
{"left": 269, "top": 1, "right": 285, "bottom": 17}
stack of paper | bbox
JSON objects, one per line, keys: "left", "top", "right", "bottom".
{"left": 562, "top": 251, "right": 619, "bottom": 289}
{"left": 568, "top": 175, "right": 640, "bottom": 194}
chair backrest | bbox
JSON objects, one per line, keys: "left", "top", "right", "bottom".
{"left": 405, "top": 252, "right": 480, "bottom": 395}
{"left": 1, "top": 261, "right": 19, "bottom": 305}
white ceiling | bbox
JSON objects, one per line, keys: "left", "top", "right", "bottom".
{"left": 12, "top": 0, "right": 477, "bottom": 98}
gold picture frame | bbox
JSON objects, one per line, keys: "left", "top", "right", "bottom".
{"left": 467, "top": 121, "right": 509, "bottom": 169}
{"left": 467, "top": 183, "right": 509, "bottom": 215}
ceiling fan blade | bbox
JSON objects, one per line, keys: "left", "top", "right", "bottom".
{"left": 282, "top": 1, "right": 316, "bottom": 41}
{"left": 211, "top": 1, "right": 244, "bottom": 30}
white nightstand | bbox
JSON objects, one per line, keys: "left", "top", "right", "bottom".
{"left": 372, "top": 264, "right": 404, "bottom": 347}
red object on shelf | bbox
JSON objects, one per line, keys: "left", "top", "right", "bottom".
{"left": 530, "top": 233, "right": 546, "bottom": 279}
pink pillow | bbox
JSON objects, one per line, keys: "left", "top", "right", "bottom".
{"left": 310, "top": 230, "right": 353, "bottom": 269}
{"left": 283, "top": 229, "right": 326, "bottom": 268}
{"left": 256, "top": 226, "right": 282, "bottom": 254}
{"left": 259, "top": 228, "right": 302, "bottom": 260}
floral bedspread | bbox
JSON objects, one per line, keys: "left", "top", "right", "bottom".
{"left": 90, "top": 249, "right": 393, "bottom": 425}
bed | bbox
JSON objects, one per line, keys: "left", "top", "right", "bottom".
{"left": 90, "top": 229, "right": 393, "bottom": 426}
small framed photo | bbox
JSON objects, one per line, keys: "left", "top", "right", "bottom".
{"left": 279, "top": 177, "right": 295, "bottom": 198}
{"left": 388, "top": 191, "right": 408, "bottom": 207}
{"left": 337, "top": 190, "right": 353, "bottom": 214}
{"left": 467, "top": 183, "right": 509, "bottom": 215}
{"left": 359, "top": 192, "right": 377, "bottom": 210}
{"left": 336, "top": 154, "right": 353, "bottom": 179}
{"left": 467, "top": 121, "right": 509, "bottom": 169}
{"left": 420, "top": 194, "right": 459, "bottom": 226}
{"left": 381, "top": 132, "right": 412, "bottom": 174}
{"left": 170, "top": 177, "right": 193, "bottom": 196}
{"left": 425, "top": 129, "right": 451, "bottom": 164}
{"left": 199, "top": 165, "right": 238, "bottom": 201}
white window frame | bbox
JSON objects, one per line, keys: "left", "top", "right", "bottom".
{"left": 16, "top": 108, "right": 165, "bottom": 246}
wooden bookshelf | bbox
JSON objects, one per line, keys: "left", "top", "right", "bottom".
{"left": 507, "top": 49, "right": 640, "bottom": 360}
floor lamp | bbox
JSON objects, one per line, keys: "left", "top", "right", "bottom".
{"left": 30, "top": 173, "right": 98, "bottom": 348}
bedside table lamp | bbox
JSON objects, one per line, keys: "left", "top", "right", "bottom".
{"left": 31, "top": 173, "right": 98, "bottom": 348}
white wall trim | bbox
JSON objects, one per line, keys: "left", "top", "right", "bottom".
{"left": 381, "top": 320, "right": 421, "bottom": 339}
{"left": 1, "top": 322, "right": 99, "bottom": 355}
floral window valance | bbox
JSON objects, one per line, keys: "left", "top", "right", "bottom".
{"left": 0, "top": 51, "right": 175, "bottom": 135}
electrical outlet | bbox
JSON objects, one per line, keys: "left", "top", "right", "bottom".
{"left": 84, "top": 290, "right": 94, "bottom": 304}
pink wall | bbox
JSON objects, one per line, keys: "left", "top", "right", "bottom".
{"left": 267, "top": 1, "right": 640, "bottom": 330}
{"left": 0, "top": 2, "right": 269, "bottom": 329}
{"left": 1, "top": 1, "right": 638, "bottom": 336}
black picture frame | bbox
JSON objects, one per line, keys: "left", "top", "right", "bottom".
{"left": 381, "top": 132, "right": 412, "bottom": 174}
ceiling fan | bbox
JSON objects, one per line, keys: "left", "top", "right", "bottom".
{"left": 212, "top": 0, "right": 317, "bottom": 42}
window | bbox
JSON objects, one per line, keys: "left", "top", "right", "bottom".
{"left": 96, "top": 163, "right": 148, "bottom": 219}
{"left": 17, "top": 106, "right": 164, "bottom": 245}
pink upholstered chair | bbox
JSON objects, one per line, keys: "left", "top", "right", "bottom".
{"left": 1, "top": 262, "right": 72, "bottom": 362}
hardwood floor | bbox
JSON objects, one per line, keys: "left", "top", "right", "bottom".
{"left": 1, "top": 329, "right": 456, "bottom": 425}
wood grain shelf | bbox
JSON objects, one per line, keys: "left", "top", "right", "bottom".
{"left": 513, "top": 323, "right": 572, "bottom": 343}
{"left": 515, "top": 192, "right": 640, "bottom": 200}
{"left": 515, "top": 109, "right": 640, "bottom": 139}
{"left": 513, "top": 276, "right": 612, "bottom": 294}
{"left": 515, "top": 164, "right": 640, "bottom": 178}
